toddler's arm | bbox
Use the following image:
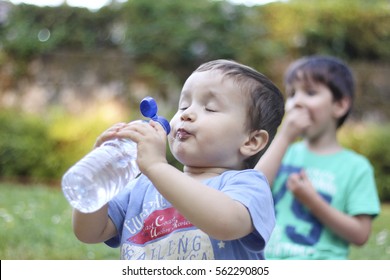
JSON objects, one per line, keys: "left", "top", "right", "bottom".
{"left": 72, "top": 205, "right": 117, "bottom": 243}
{"left": 145, "top": 163, "right": 254, "bottom": 240}
{"left": 115, "top": 121, "right": 254, "bottom": 240}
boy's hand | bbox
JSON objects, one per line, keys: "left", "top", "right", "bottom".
{"left": 287, "top": 170, "right": 318, "bottom": 205}
{"left": 279, "top": 107, "right": 311, "bottom": 143}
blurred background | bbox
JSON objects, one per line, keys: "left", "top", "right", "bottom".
{"left": 0, "top": 0, "right": 389, "bottom": 259}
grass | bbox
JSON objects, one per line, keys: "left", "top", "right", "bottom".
{"left": 0, "top": 183, "right": 118, "bottom": 259}
{"left": 0, "top": 183, "right": 389, "bottom": 260}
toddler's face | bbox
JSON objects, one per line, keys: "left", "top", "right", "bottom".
{"left": 168, "top": 70, "right": 251, "bottom": 169}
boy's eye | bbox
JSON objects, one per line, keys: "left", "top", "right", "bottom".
{"left": 287, "top": 90, "right": 295, "bottom": 98}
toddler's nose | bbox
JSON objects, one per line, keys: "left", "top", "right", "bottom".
{"left": 180, "top": 109, "right": 195, "bottom": 122}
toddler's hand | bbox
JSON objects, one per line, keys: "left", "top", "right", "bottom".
{"left": 115, "top": 120, "right": 168, "bottom": 174}
{"left": 93, "top": 122, "right": 127, "bottom": 148}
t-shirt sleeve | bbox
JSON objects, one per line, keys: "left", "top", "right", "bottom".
{"left": 220, "top": 170, "right": 275, "bottom": 251}
{"left": 345, "top": 156, "right": 381, "bottom": 217}
{"left": 104, "top": 178, "right": 138, "bottom": 248}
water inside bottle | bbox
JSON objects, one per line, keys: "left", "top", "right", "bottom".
{"left": 62, "top": 139, "right": 139, "bottom": 213}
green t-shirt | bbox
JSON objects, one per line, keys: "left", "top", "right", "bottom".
{"left": 265, "top": 142, "right": 381, "bottom": 260}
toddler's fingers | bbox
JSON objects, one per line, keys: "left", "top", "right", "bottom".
{"left": 149, "top": 120, "right": 169, "bottom": 137}
{"left": 94, "top": 122, "right": 127, "bottom": 148}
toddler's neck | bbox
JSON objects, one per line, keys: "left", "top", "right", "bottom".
{"left": 183, "top": 166, "right": 230, "bottom": 181}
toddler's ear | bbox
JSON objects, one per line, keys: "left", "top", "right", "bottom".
{"left": 240, "top": 130, "right": 269, "bottom": 157}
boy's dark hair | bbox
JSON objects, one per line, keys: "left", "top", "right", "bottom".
{"left": 284, "top": 55, "right": 355, "bottom": 128}
{"left": 195, "top": 59, "right": 285, "bottom": 169}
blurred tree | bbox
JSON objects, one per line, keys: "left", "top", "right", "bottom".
{"left": 1, "top": 0, "right": 388, "bottom": 68}
{"left": 259, "top": 0, "right": 390, "bottom": 61}
{"left": 119, "top": 0, "right": 251, "bottom": 82}
{"left": 0, "top": 4, "right": 118, "bottom": 59}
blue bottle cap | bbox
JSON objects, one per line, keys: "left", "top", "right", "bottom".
{"left": 140, "top": 97, "right": 158, "bottom": 118}
{"left": 156, "top": 116, "right": 171, "bottom": 135}
{"left": 140, "top": 96, "right": 171, "bottom": 135}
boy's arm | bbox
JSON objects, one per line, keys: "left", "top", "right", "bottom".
{"left": 255, "top": 130, "right": 291, "bottom": 186}
{"left": 72, "top": 205, "right": 117, "bottom": 243}
{"left": 288, "top": 171, "right": 372, "bottom": 245}
{"left": 255, "top": 107, "right": 311, "bottom": 185}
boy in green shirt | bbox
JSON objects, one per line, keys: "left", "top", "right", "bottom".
{"left": 256, "top": 55, "right": 380, "bottom": 259}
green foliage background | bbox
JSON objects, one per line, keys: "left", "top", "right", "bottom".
{"left": 339, "top": 125, "right": 390, "bottom": 201}
{"left": 0, "top": 0, "right": 389, "bottom": 200}
{"left": 0, "top": 109, "right": 389, "bottom": 201}
{"left": 1, "top": 0, "right": 389, "bottom": 79}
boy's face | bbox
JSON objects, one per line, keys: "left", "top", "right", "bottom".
{"left": 286, "top": 81, "right": 341, "bottom": 140}
{"left": 168, "top": 70, "right": 250, "bottom": 169}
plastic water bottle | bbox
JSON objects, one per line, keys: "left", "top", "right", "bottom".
{"left": 61, "top": 97, "right": 170, "bottom": 213}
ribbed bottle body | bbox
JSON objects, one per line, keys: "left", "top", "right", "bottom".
{"left": 61, "top": 139, "right": 139, "bottom": 213}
